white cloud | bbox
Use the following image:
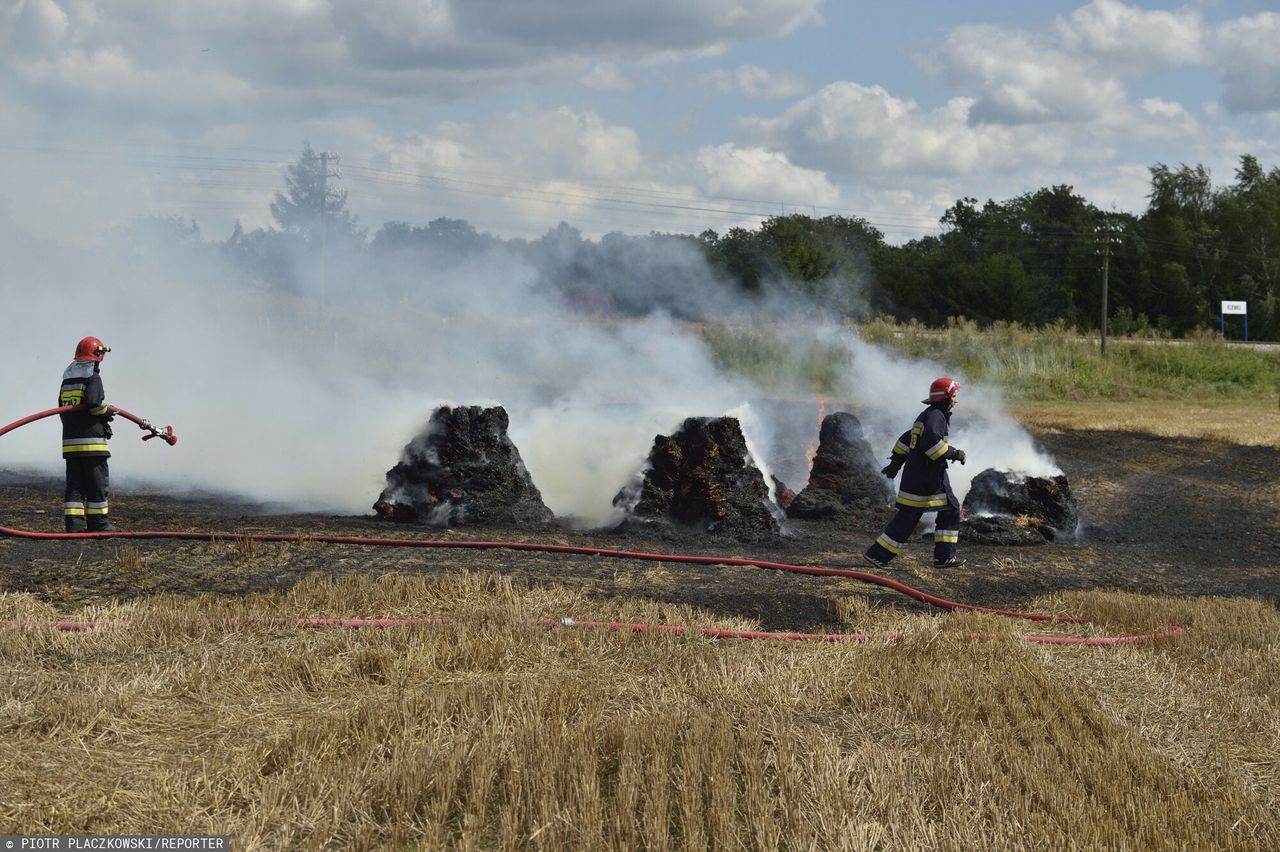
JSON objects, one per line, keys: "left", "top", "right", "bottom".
{"left": 741, "top": 82, "right": 1069, "bottom": 180}
{"left": 928, "top": 2, "right": 1280, "bottom": 122}
{"left": 732, "top": 62, "right": 1210, "bottom": 231}
{"left": 581, "top": 62, "right": 632, "bottom": 92}
{"left": 1, "top": 0, "right": 70, "bottom": 56}
{"left": 351, "top": 110, "right": 840, "bottom": 236}
{"left": 1068, "top": 161, "right": 1158, "bottom": 213}
{"left": 1097, "top": 96, "right": 1201, "bottom": 144}
{"left": 0, "top": 0, "right": 823, "bottom": 127}
{"left": 930, "top": 23, "right": 1128, "bottom": 125}
{"left": 342, "top": 114, "right": 620, "bottom": 233}
{"left": 453, "top": 108, "right": 646, "bottom": 182}
{"left": 1138, "top": 97, "right": 1184, "bottom": 121}
{"left": 3, "top": 0, "right": 1279, "bottom": 252}
{"left": 1213, "top": 12, "right": 1280, "bottom": 114}
{"left": 1055, "top": 0, "right": 1205, "bottom": 73}
{"left": 686, "top": 144, "right": 837, "bottom": 203}
{"left": 14, "top": 45, "right": 256, "bottom": 104}
{"left": 701, "top": 64, "right": 809, "bottom": 100}
{"left": 349, "top": 0, "right": 456, "bottom": 49}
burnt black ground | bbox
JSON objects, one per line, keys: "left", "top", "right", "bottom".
{"left": 1, "top": 428, "right": 1277, "bottom": 631}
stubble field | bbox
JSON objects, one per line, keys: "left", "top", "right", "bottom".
{"left": 1, "top": 402, "right": 1277, "bottom": 850}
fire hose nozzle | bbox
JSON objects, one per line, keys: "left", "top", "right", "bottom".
{"left": 139, "top": 420, "right": 178, "bottom": 446}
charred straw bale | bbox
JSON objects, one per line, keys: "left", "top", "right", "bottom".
{"left": 787, "top": 412, "right": 891, "bottom": 522}
{"left": 772, "top": 476, "right": 797, "bottom": 510}
{"left": 374, "top": 405, "right": 553, "bottom": 528}
{"left": 613, "top": 416, "right": 781, "bottom": 540}
{"left": 961, "top": 469, "right": 1080, "bottom": 545}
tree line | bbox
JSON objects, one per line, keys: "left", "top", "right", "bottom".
{"left": 214, "top": 144, "right": 1280, "bottom": 340}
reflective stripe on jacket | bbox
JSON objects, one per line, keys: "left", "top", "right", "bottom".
{"left": 890, "top": 404, "right": 956, "bottom": 511}
{"left": 59, "top": 360, "right": 111, "bottom": 459}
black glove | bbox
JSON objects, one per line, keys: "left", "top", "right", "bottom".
{"left": 102, "top": 423, "right": 113, "bottom": 440}
{"left": 949, "top": 448, "right": 966, "bottom": 465}
{"left": 881, "top": 462, "right": 901, "bottom": 479}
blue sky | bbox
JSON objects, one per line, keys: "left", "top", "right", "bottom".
{"left": 2, "top": 0, "right": 1278, "bottom": 245}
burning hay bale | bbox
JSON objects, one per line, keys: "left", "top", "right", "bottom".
{"left": 613, "top": 416, "right": 782, "bottom": 539}
{"left": 745, "top": 396, "right": 826, "bottom": 491}
{"left": 961, "top": 469, "right": 1080, "bottom": 545}
{"left": 771, "top": 476, "right": 797, "bottom": 510}
{"left": 374, "top": 405, "right": 553, "bottom": 528}
{"left": 787, "top": 412, "right": 891, "bottom": 521}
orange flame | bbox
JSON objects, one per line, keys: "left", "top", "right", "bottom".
{"left": 803, "top": 394, "right": 828, "bottom": 476}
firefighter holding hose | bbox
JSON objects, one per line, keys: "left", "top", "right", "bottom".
{"left": 58, "top": 336, "right": 117, "bottom": 532}
{"left": 863, "top": 377, "right": 967, "bottom": 570}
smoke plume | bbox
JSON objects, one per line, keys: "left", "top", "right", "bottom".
{"left": 0, "top": 207, "right": 1057, "bottom": 528}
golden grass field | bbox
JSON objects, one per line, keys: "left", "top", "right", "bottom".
{"left": 1, "top": 403, "right": 1277, "bottom": 850}
{"left": 1010, "top": 399, "right": 1280, "bottom": 448}
{"left": 1, "top": 570, "right": 1277, "bottom": 851}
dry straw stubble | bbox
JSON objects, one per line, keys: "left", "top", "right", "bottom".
{"left": 0, "top": 573, "right": 1276, "bottom": 850}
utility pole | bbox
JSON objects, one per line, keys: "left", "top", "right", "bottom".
{"left": 318, "top": 151, "right": 328, "bottom": 218}
{"left": 1095, "top": 215, "right": 1120, "bottom": 354}
{"left": 316, "top": 151, "right": 340, "bottom": 300}
{"left": 316, "top": 151, "right": 341, "bottom": 220}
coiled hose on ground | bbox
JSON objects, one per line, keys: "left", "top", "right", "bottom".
{"left": 1, "top": 406, "right": 1183, "bottom": 645}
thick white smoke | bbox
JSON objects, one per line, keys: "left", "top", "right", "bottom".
{"left": 0, "top": 206, "right": 1058, "bottom": 528}
{"left": 794, "top": 323, "right": 1060, "bottom": 501}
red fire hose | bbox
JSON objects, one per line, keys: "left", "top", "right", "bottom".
{"left": 1, "top": 406, "right": 1183, "bottom": 646}
{"left": 0, "top": 405, "right": 176, "bottom": 446}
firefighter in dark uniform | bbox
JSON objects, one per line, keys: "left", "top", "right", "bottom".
{"left": 863, "top": 377, "right": 967, "bottom": 569}
{"left": 59, "top": 336, "right": 117, "bottom": 532}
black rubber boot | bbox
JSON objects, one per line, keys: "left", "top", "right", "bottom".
{"left": 65, "top": 517, "right": 88, "bottom": 533}
{"left": 863, "top": 551, "right": 892, "bottom": 570}
{"left": 87, "top": 520, "right": 119, "bottom": 532}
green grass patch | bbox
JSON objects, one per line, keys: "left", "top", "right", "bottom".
{"left": 710, "top": 317, "right": 1279, "bottom": 401}
{"left": 701, "top": 322, "right": 847, "bottom": 395}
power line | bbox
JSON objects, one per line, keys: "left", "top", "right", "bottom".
{"left": 0, "top": 139, "right": 944, "bottom": 235}
{"left": 338, "top": 156, "right": 942, "bottom": 230}
{"left": 2, "top": 138, "right": 1277, "bottom": 268}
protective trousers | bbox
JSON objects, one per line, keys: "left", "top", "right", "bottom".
{"left": 866, "top": 505, "right": 960, "bottom": 564}
{"left": 64, "top": 457, "right": 110, "bottom": 532}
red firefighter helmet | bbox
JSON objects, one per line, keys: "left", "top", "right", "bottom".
{"left": 74, "top": 336, "right": 111, "bottom": 362}
{"left": 923, "top": 377, "right": 960, "bottom": 405}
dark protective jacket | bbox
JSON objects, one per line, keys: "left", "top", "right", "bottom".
{"left": 59, "top": 360, "right": 111, "bottom": 459}
{"left": 887, "top": 403, "right": 963, "bottom": 510}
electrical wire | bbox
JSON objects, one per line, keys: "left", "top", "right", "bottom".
{"left": 1, "top": 137, "right": 1274, "bottom": 265}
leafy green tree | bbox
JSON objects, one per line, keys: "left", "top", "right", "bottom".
{"left": 753, "top": 214, "right": 883, "bottom": 313}
{"left": 760, "top": 215, "right": 831, "bottom": 283}
{"left": 270, "top": 142, "right": 362, "bottom": 242}
{"left": 912, "top": 186, "right": 1100, "bottom": 327}
{"left": 213, "top": 145, "right": 1280, "bottom": 339}
{"left": 371, "top": 218, "right": 497, "bottom": 256}
{"left": 938, "top": 197, "right": 987, "bottom": 262}
{"left": 1155, "top": 262, "right": 1202, "bottom": 333}
{"left": 711, "top": 226, "right": 767, "bottom": 292}
{"left": 222, "top": 220, "right": 306, "bottom": 291}
{"left": 873, "top": 237, "right": 937, "bottom": 321}
{"left": 1212, "top": 155, "right": 1280, "bottom": 337}
{"left": 983, "top": 253, "right": 1037, "bottom": 323}
{"left": 1142, "top": 163, "right": 1219, "bottom": 328}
